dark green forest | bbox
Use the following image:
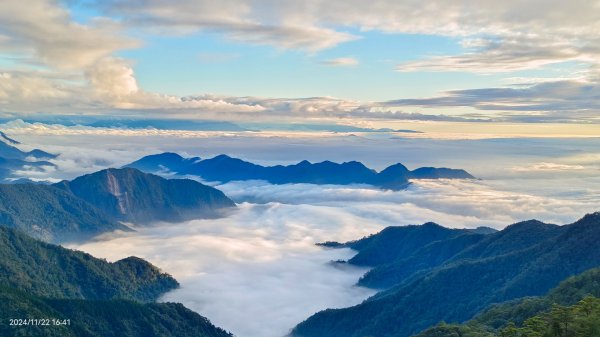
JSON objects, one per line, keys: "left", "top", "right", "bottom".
{"left": 0, "top": 287, "right": 232, "bottom": 337}
{"left": 293, "top": 213, "right": 600, "bottom": 337}
{"left": 0, "top": 226, "right": 231, "bottom": 337}
{"left": 417, "top": 267, "right": 600, "bottom": 337}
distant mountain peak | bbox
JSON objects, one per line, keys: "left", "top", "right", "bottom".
{"left": 421, "top": 221, "right": 443, "bottom": 228}
{"left": 502, "top": 219, "right": 556, "bottom": 233}
{"left": 213, "top": 154, "right": 233, "bottom": 160}
{"left": 126, "top": 152, "right": 474, "bottom": 190}
{"left": 0, "top": 131, "right": 20, "bottom": 144}
{"left": 575, "top": 212, "right": 600, "bottom": 223}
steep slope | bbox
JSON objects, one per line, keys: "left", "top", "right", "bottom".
{"left": 292, "top": 213, "right": 600, "bottom": 337}
{"left": 0, "top": 226, "right": 177, "bottom": 302}
{"left": 126, "top": 153, "right": 475, "bottom": 190}
{"left": 417, "top": 266, "right": 600, "bottom": 337}
{"left": 55, "top": 168, "right": 236, "bottom": 223}
{"left": 0, "top": 184, "right": 127, "bottom": 242}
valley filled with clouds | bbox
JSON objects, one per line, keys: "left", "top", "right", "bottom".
{"left": 5, "top": 127, "right": 594, "bottom": 336}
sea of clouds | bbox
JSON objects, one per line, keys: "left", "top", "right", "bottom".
{"left": 70, "top": 177, "right": 600, "bottom": 337}
{"left": 6, "top": 122, "right": 600, "bottom": 336}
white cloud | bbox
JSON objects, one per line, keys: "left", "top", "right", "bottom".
{"left": 5, "top": 121, "right": 600, "bottom": 182}
{"left": 84, "top": 57, "right": 268, "bottom": 113}
{"left": 511, "top": 162, "right": 586, "bottom": 172}
{"left": 68, "top": 176, "right": 600, "bottom": 336}
{"left": 96, "top": 0, "right": 600, "bottom": 72}
{"left": 2, "top": 1, "right": 600, "bottom": 123}
{"left": 97, "top": 0, "right": 359, "bottom": 52}
{"left": 70, "top": 202, "right": 379, "bottom": 337}
{"left": 0, "top": 0, "right": 136, "bottom": 70}
{"left": 321, "top": 57, "right": 359, "bottom": 67}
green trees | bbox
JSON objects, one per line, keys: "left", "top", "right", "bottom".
{"left": 0, "top": 226, "right": 232, "bottom": 337}
{"left": 0, "top": 227, "right": 178, "bottom": 302}
{"left": 0, "top": 287, "right": 233, "bottom": 337}
{"left": 495, "top": 297, "right": 600, "bottom": 337}
{"left": 293, "top": 213, "right": 600, "bottom": 337}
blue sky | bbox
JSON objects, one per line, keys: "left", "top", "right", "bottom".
{"left": 0, "top": 1, "right": 599, "bottom": 129}
{"left": 118, "top": 31, "right": 488, "bottom": 100}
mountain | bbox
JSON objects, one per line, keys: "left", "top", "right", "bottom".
{"left": 417, "top": 266, "right": 600, "bottom": 337}
{"left": 0, "top": 132, "right": 56, "bottom": 182}
{"left": 0, "top": 288, "right": 233, "bottom": 337}
{"left": 0, "top": 135, "right": 56, "bottom": 160}
{"left": 0, "top": 226, "right": 177, "bottom": 302}
{"left": 0, "top": 167, "right": 236, "bottom": 241}
{"left": 0, "top": 131, "right": 19, "bottom": 144}
{"left": 0, "top": 184, "right": 127, "bottom": 242}
{"left": 333, "top": 223, "right": 481, "bottom": 267}
{"left": 0, "top": 156, "right": 55, "bottom": 182}
{"left": 292, "top": 213, "right": 600, "bottom": 337}
{"left": 125, "top": 152, "right": 201, "bottom": 173}
{"left": 0, "top": 226, "right": 231, "bottom": 337}
{"left": 319, "top": 224, "right": 496, "bottom": 290}
{"left": 55, "top": 167, "right": 236, "bottom": 223}
{"left": 357, "top": 232, "right": 489, "bottom": 289}
{"left": 126, "top": 153, "right": 475, "bottom": 190}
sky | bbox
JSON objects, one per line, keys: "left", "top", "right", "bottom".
{"left": 3, "top": 3, "right": 600, "bottom": 335}
{"left": 1, "top": 0, "right": 600, "bottom": 132}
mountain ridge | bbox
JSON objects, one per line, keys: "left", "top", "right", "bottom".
{"left": 125, "top": 152, "right": 475, "bottom": 190}
{"left": 292, "top": 213, "right": 600, "bottom": 337}
{"left": 55, "top": 167, "right": 236, "bottom": 224}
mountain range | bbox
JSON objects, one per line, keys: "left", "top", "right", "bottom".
{"left": 0, "top": 134, "right": 56, "bottom": 182}
{"left": 292, "top": 213, "right": 600, "bottom": 337}
{"left": 0, "top": 167, "right": 235, "bottom": 242}
{"left": 0, "top": 224, "right": 232, "bottom": 337}
{"left": 416, "top": 266, "right": 600, "bottom": 337}
{"left": 55, "top": 168, "right": 236, "bottom": 224}
{"left": 0, "top": 183, "right": 128, "bottom": 242}
{"left": 126, "top": 152, "right": 475, "bottom": 190}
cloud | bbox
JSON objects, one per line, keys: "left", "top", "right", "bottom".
{"left": 385, "top": 77, "right": 600, "bottom": 122}
{"left": 396, "top": 36, "right": 597, "bottom": 73}
{"left": 0, "top": 59, "right": 267, "bottom": 115}
{"left": 0, "top": 71, "right": 80, "bottom": 106}
{"left": 215, "top": 179, "right": 599, "bottom": 228}
{"left": 67, "top": 176, "right": 600, "bottom": 336}
{"left": 321, "top": 57, "right": 359, "bottom": 67}
{"left": 511, "top": 162, "right": 586, "bottom": 172}
{"left": 5, "top": 120, "right": 600, "bottom": 184}
{"left": 71, "top": 202, "right": 379, "bottom": 337}
{"left": 93, "top": 0, "right": 600, "bottom": 72}
{"left": 96, "top": 0, "right": 359, "bottom": 52}
{"left": 0, "top": 0, "right": 136, "bottom": 70}
{"left": 2, "top": 0, "right": 600, "bottom": 124}
{"left": 6, "top": 128, "right": 600, "bottom": 337}
{"left": 84, "top": 57, "right": 269, "bottom": 113}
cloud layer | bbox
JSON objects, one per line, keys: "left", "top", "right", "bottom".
{"left": 2, "top": 1, "right": 600, "bottom": 123}
{"left": 10, "top": 129, "right": 598, "bottom": 337}
{"left": 69, "top": 176, "right": 600, "bottom": 337}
